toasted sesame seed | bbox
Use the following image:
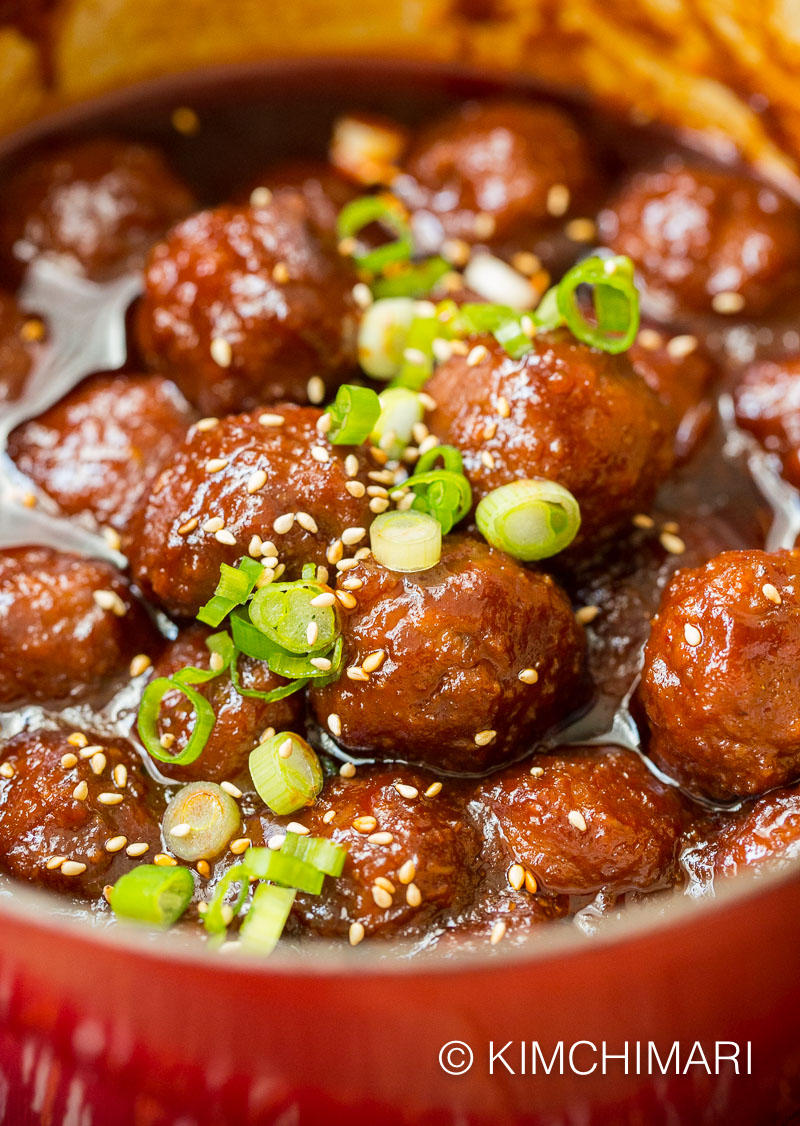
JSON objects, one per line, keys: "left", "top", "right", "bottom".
{"left": 246, "top": 469, "right": 267, "bottom": 495}
{"left": 273, "top": 512, "right": 295, "bottom": 535}
{"left": 481, "top": 450, "right": 495, "bottom": 470}
{"left": 369, "top": 469, "right": 396, "bottom": 484}
{"left": 278, "top": 738, "right": 294, "bottom": 760}
{"left": 762, "top": 583, "right": 782, "bottom": 604}
{"left": 339, "top": 761, "right": 356, "bottom": 778}
{"left": 684, "top": 623, "right": 702, "bottom": 646}
{"left": 316, "top": 414, "right": 333, "bottom": 437}
{"left": 113, "top": 764, "right": 128, "bottom": 789}
{"left": 105, "top": 836, "right": 127, "bottom": 853}
{"left": 72, "top": 781, "right": 89, "bottom": 801}
{"left": 93, "top": 589, "right": 127, "bottom": 616}
{"left": 341, "top": 526, "right": 366, "bottom": 547}
{"left": 90, "top": 752, "right": 107, "bottom": 776}
{"left": 637, "top": 328, "right": 663, "bottom": 351}
{"left": 425, "top": 782, "right": 443, "bottom": 798}
{"left": 512, "top": 251, "right": 542, "bottom": 276}
{"left": 102, "top": 526, "right": 122, "bottom": 552}
{"left": 326, "top": 539, "right": 344, "bottom": 564}
{"left": 310, "top": 445, "right": 330, "bottom": 465}
{"left": 405, "top": 883, "right": 422, "bottom": 907}
{"left": 466, "top": 344, "right": 488, "bottom": 367}
{"left": 154, "top": 853, "right": 177, "bottom": 866}
{"left": 508, "top": 864, "right": 526, "bottom": 891}
{"left": 490, "top": 919, "right": 507, "bottom": 945}
{"left": 474, "top": 212, "right": 496, "bottom": 239}
{"left": 344, "top": 454, "right": 359, "bottom": 477}
{"left": 272, "top": 261, "right": 290, "bottom": 284}
{"left": 633, "top": 513, "right": 655, "bottom": 529}
{"left": 337, "top": 558, "right": 360, "bottom": 572}
{"left": 346, "top": 480, "right": 366, "bottom": 498}
{"left": 196, "top": 416, "right": 220, "bottom": 432}
{"left": 374, "top": 876, "right": 395, "bottom": 894}
{"left": 432, "top": 338, "right": 453, "bottom": 363}
{"left": 261, "top": 727, "right": 276, "bottom": 742}
{"left": 441, "top": 237, "right": 471, "bottom": 266}
{"left": 60, "top": 753, "right": 78, "bottom": 769}
{"left": 530, "top": 765, "right": 544, "bottom": 777}
{"left": 259, "top": 412, "right": 285, "bottom": 427}
{"left": 260, "top": 540, "right": 278, "bottom": 558}
{"left": 336, "top": 585, "right": 357, "bottom": 604}
{"left": 287, "top": 822, "right": 310, "bottom": 836}
{"left": 397, "top": 859, "right": 416, "bottom": 885}
{"left": 310, "top": 592, "right": 336, "bottom": 608}
{"left": 196, "top": 859, "right": 211, "bottom": 877}
{"left": 404, "top": 347, "right": 428, "bottom": 366}
{"left": 482, "top": 420, "right": 497, "bottom": 441}
{"left": 368, "top": 831, "right": 394, "bottom": 845}
{"left": 178, "top": 517, "right": 199, "bottom": 535}
{"left": 518, "top": 668, "right": 539, "bottom": 684}
{"left": 268, "top": 835, "right": 285, "bottom": 851}
{"left": 61, "top": 861, "right": 87, "bottom": 877}
{"left": 203, "top": 516, "right": 225, "bottom": 533}
{"left": 307, "top": 376, "right": 326, "bottom": 404}
{"left": 662, "top": 520, "right": 680, "bottom": 533}
{"left": 349, "top": 921, "right": 366, "bottom": 946}
{"left": 67, "top": 732, "right": 89, "bottom": 748}
{"left": 296, "top": 512, "right": 319, "bottom": 534}
{"left": 213, "top": 529, "right": 236, "bottom": 546}
{"left": 220, "top": 780, "right": 242, "bottom": 799}
{"left": 248, "top": 535, "right": 263, "bottom": 558}
{"left": 46, "top": 856, "right": 66, "bottom": 870}
{"left": 525, "top": 870, "right": 538, "bottom": 894}
{"left": 126, "top": 842, "right": 149, "bottom": 857}
{"left": 329, "top": 714, "right": 343, "bottom": 737}
{"left": 341, "top": 578, "right": 363, "bottom": 592}
{"left": 321, "top": 810, "right": 336, "bottom": 826}
{"left": 20, "top": 317, "right": 45, "bottom": 343}
{"left": 352, "top": 281, "right": 373, "bottom": 308}
{"left": 568, "top": 809, "right": 588, "bottom": 832}
{"left": 660, "top": 532, "right": 686, "bottom": 555}
{"left": 317, "top": 565, "right": 329, "bottom": 583}
{"left": 547, "top": 183, "right": 570, "bottom": 216}
{"left": 353, "top": 815, "right": 378, "bottom": 833}
{"left": 361, "top": 650, "right": 386, "bottom": 674}
{"left": 354, "top": 547, "right": 372, "bottom": 560}
{"left": 98, "top": 792, "right": 124, "bottom": 806}
{"left": 79, "top": 745, "right": 103, "bottom": 759}
{"left": 172, "top": 105, "right": 200, "bottom": 134}
{"left": 250, "top": 186, "right": 272, "bottom": 208}
{"left": 230, "top": 837, "right": 251, "bottom": 855}
{"left": 205, "top": 458, "right": 229, "bottom": 474}
{"left": 310, "top": 657, "right": 332, "bottom": 671}
{"left": 711, "top": 291, "right": 745, "bottom": 315}
{"left": 209, "top": 650, "right": 225, "bottom": 673}
{"left": 210, "top": 338, "right": 232, "bottom": 368}
{"left": 372, "top": 885, "right": 393, "bottom": 909}
{"left": 369, "top": 497, "right": 390, "bottom": 514}
{"left": 160, "top": 734, "right": 176, "bottom": 751}
{"left": 129, "top": 653, "right": 151, "bottom": 678}
{"left": 474, "top": 729, "right": 497, "bottom": 747}
{"left": 347, "top": 666, "right": 370, "bottom": 682}
{"left": 575, "top": 605, "right": 600, "bottom": 625}
{"left": 170, "top": 823, "right": 193, "bottom": 839}
{"left": 666, "top": 334, "right": 698, "bottom": 359}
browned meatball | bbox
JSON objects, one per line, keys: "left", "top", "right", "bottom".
{"left": 0, "top": 290, "right": 42, "bottom": 404}
{"left": 149, "top": 624, "right": 302, "bottom": 784}
{"left": 599, "top": 163, "right": 800, "bottom": 318}
{"left": 239, "top": 160, "right": 357, "bottom": 235}
{"left": 135, "top": 197, "right": 359, "bottom": 416}
{"left": 0, "top": 547, "right": 159, "bottom": 708}
{"left": 244, "top": 766, "right": 481, "bottom": 940}
{"left": 402, "top": 100, "right": 596, "bottom": 245}
{"left": 641, "top": 549, "right": 800, "bottom": 800}
{"left": 128, "top": 404, "right": 375, "bottom": 617}
{"left": 310, "top": 536, "right": 586, "bottom": 772}
{"left": 734, "top": 356, "right": 800, "bottom": 488}
{"left": 425, "top": 334, "right": 674, "bottom": 545}
{"left": 0, "top": 728, "right": 164, "bottom": 898}
{"left": 478, "top": 745, "right": 686, "bottom": 896}
{"left": 0, "top": 138, "right": 194, "bottom": 281}
{"left": 629, "top": 326, "right": 716, "bottom": 461}
{"left": 685, "top": 786, "right": 800, "bottom": 881}
{"left": 7, "top": 372, "right": 196, "bottom": 537}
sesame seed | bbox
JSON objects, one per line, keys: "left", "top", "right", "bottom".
{"left": 425, "top": 782, "right": 443, "bottom": 798}
{"left": 474, "top": 729, "right": 497, "bottom": 747}
{"left": 61, "top": 861, "right": 87, "bottom": 877}
{"left": 525, "top": 870, "right": 538, "bottom": 894}
{"left": 441, "top": 237, "right": 471, "bottom": 266}
{"left": 637, "top": 328, "right": 663, "bottom": 351}
{"left": 575, "top": 605, "right": 600, "bottom": 625}
{"left": 362, "top": 650, "right": 386, "bottom": 673}
{"left": 530, "top": 765, "right": 544, "bottom": 777}
{"left": 317, "top": 566, "right": 329, "bottom": 583}
{"left": 67, "top": 732, "right": 89, "bottom": 748}
{"left": 273, "top": 512, "right": 295, "bottom": 535}
{"left": 369, "top": 469, "right": 396, "bottom": 484}
{"left": 329, "top": 714, "right": 343, "bottom": 737}
{"left": 322, "top": 809, "right": 336, "bottom": 825}
{"left": 230, "top": 838, "right": 251, "bottom": 855}
{"left": 394, "top": 783, "right": 418, "bottom": 802}
{"left": 662, "top": 520, "right": 680, "bottom": 533}
{"left": 763, "top": 583, "right": 782, "bottom": 604}
{"left": 60, "top": 753, "right": 78, "bottom": 769}
{"left": 126, "top": 842, "right": 149, "bottom": 857}
{"left": 346, "top": 480, "right": 366, "bottom": 498}
{"left": 259, "top": 413, "right": 285, "bottom": 427}
{"left": 660, "top": 532, "right": 686, "bottom": 555}
{"left": 353, "top": 816, "right": 378, "bottom": 833}
{"left": 129, "top": 654, "right": 151, "bottom": 678}
{"left": 212, "top": 528, "right": 236, "bottom": 546}
{"left": 250, "top": 186, "right": 272, "bottom": 208}
{"left": 518, "top": 668, "right": 539, "bottom": 684}
{"left": 349, "top": 921, "right": 365, "bottom": 946}
{"left": 371, "top": 885, "right": 393, "bottom": 909}
{"left": 46, "top": 857, "right": 65, "bottom": 870}
{"left": 339, "top": 761, "right": 356, "bottom": 778}
{"left": 508, "top": 864, "right": 526, "bottom": 891}
{"left": 210, "top": 338, "right": 232, "bottom": 368}
{"left": 342, "top": 526, "right": 366, "bottom": 547}
{"left": 92, "top": 589, "right": 127, "bottom": 616}
{"left": 310, "top": 656, "right": 332, "bottom": 671}
{"left": 711, "top": 291, "right": 745, "bottom": 315}
{"left": 102, "top": 526, "right": 122, "bottom": 552}
{"left": 0, "top": 762, "right": 14, "bottom": 781}
{"left": 406, "top": 883, "right": 422, "bottom": 907}
{"left": 196, "top": 416, "right": 220, "bottom": 432}
{"left": 666, "top": 334, "right": 698, "bottom": 359}
{"left": 279, "top": 738, "right": 294, "bottom": 759}
{"left": 79, "top": 745, "right": 103, "bottom": 759}
{"left": 113, "top": 764, "right": 128, "bottom": 788}
{"left": 105, "top": 836, "right": 127, "bottom": 853}
{"left": 684, "top": 623, "right": 702, "bottom": 646}
{"left": 327, "top": 539, "right": 344, "bottom": 564}
{"left": 170, "top": 823, "right": 193, "bottom": 839}
{"left": 633, "top": 513, "right": 655, "bottom": 529}
{"left": 261, "top": 727, "right": 276, "bottom": 741}
{"left": 20, "top": 317, "right": 45, "bottom": 343}
{"left": 512, "top": 251, "right": 542, "bottom": 276}
{"left": 248, "top": 535, "right": 263, "bottom": 558}
{"left": 374, "top": 876, "right": 395, "bottom": 893}
{"left": 310, "top": 446, "right": 330, "bottom": 465}
{"left": 220, "top": 780, "right": 242, "bottom": 799}
{"left": 205, "top": 458, "right": 229, "bottom": 474}
{"left": 247, "top": 469, "right": 267, "bottom": 495}
{"left": 342, "top": 578, "right": 363, "bottom": 592}
{"left": 98, "top": 792, "right": 123, "bottom": 806}
{"left": 272, "top": 261, "right": 290, "bottom": 284}
{"left": 337, "top": 558, "right": 360, "bottom": 572}
{"left": 432, "top": 338, "right": 453, "bottom": 363}
{"left": 172, "top": 105, "right": 200, "bottom": 134}
{"left": 404, "top": 347, "right": 428, "bottom": 366}
{"left": 467, "top": 344, "right": 489, "bottom": 367}
{"left": 72, "top": 781, "right": 88, "bottom": 801}
{"left": 568, "top": 810, "right": 587, "bottom": 832}
{"left": 268, "top": 835, "right": 285, "bottom": 851}
{"left": 154, "top": 854, "right": 177, "bottom": 866}
{"left": 398, "top": 859, "right": 416, "bottom": 884}
{"left": 203, "top": 516, "right": 225, "bottom": 533}
{"left": 482, "top": 420, "right": 497, "bottom": 441}
{"left": 354, "top": 548, "right": 372, "bottom": 560}
{"left": 347, "top": 666, "right": 370, "bottom": 682}
{"left": 490, "top": 919, "right": 507, "bottom": 945}
{"left": 352, "top": 282, "right": 373, "bottom": 308}
{"left": 307, "top": 376, "right": 326, "bottom": 404}
{"left": 260, "top": 540, "right": 278, "bottom": 558}
{"left": 481, "top": 450, "right": 495, "bottom": 470}
{"left": 296, "top": 511, "right": 319, "bottom": 533}
{"left": 474, "top": 212, "right": 496, "bottom": 239}
{"left": 344, "top": 454, "right": 359, "bottom": 477}
{"left": 90, "top": 752, "right": 107, "bottom": 776}
{"left": 178, "top": 517, "right": 199, "bottom": 535}
{"left": 287, "top": 822, "right": 310, "bottom": 836}
{"left": 547, "top": 183, "right": 570, "bottom": 216}
{"left": 196, "top": 860, "right": 211, "bottom": 877}
{"left": 209, "top": 653, "right": 223, "bottom": 673}
{"left": 369, "top": 497, "right": 390, "bottom": 514}
{"left": 368, "top": 831, "right": 394, "bottom": 845}
{"left": 310, "top": 592, "right": 336, "bottom": 608}
{"left": 564, "top": 218, "right": 597, "bottom": 243}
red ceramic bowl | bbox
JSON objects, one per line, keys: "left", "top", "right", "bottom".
{"left": 0, "top": 62, "right": 799, "bottom": 1126}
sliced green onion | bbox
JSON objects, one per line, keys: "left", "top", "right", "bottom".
{"left": 414, "top": 444, "right": 464, "bottom": 476}
{"left": 370, "top": 510, "right": 442, "bottom": 572}
{"left": 337, "top": 195, "right": 413, "bottom": 274}
{"left": 249, "top": 731, "right": 323, "bottom": 815}
{"left": 555, "top": 255, "right": 639, "bottom": 354}
{"left": 357, "top": 297, "right": 417, "bottom": 380}
{"left": 371, "top": 256, "right": 451, "bottom": 299}
{"left": 279, "top": 831, "right": 347, "bottom": 877}
{"left": 456, "top": 303, "right": 531, "bottom": 360}
{"left": 173, "top": 631, "right": 234, "bottom": 686}
{"left": 242, "top": 847, "right": 324, "bottom": 895}
{"left": 231, "top": 609, "right": 344, "bottom": 682}
{"left": 370, "top": 387, "right": 424, "bottom": 458}
{"left": 532, "top": 285, "right": 562, "bottom": 331}
{"left": 229, "top": 653, "right": 308, "bottom": 702}
{"left": 162, "top": 781, "right": 241, "bottom": 862}
{"left": 407, "top": 469, "right": 472, "bottom": 534}
{"left": 239, "top": 883, "right": 296, "bottom": 956}
{"left": 109, "top": 864, "right": 194, "bottom": 928}
{"left": 197, "top": 558, "right": 263, "bottom": 628}
{"left": 137, "top": 677, "right": 216, "bottom": 765}
{"left": 202, "top": 863, "right": 249, "bottom": 935}
{"left": 325, "top": 384, "right": 381, "bottom": 445}
{"left": 393, "top": 314, "right": 439, "bottom": 391}
{"left": 249, "top": 581, "right": 338, "bottom": 655}
{"left": 475, "top": 479, "right": 581, "bottom": 561}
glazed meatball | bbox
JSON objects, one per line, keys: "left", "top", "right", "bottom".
{"left": 7, "top": 372, "right": 196, "bottom": 537}
{"left": 685, "top": 786, "right": 800, "bottom": 881}
{"left": 0, "top": 547, "right": 159, "bottom": 708}
{"left": 128, "top": 405, "right": 375, "bottom": 618}
{"left": 244, "top": 766, "right": 481, "bottom": 940}
{"left": 135, "top": 196, "right": 359, "bottom": 416}
{"left": 425, "top": 334, "right": 674, "bottom": 545}
{"left": 734, "top": 356, "right": 800, "bottom": 488}
{"left": 0, "top": 138, "right": 194, "bottom": 281}
{"left": 630, "top": 326, "right": 716, "bottom": 461}
{"left": 310, "top": 536, "right": 586, "bottom": 772}
{"left": 402, "top": 100, "right": 596, "bottom": 245}
{"left": 478, "top": 745, "right": 687, "bottom": 896}
{"left": 599, "top": 163, "right": 800, "bottom": 318}
{"left": 0, "top": 728, "right": 164, "bottom": 899}
{"left": 240, "top": 160, "right": 357, "bottom": 235}
{"left": 641, "top": 549, "right": 800, "bottom": 800}
{"left": 149, "top": 624, "right": 302, "bottom": 784}
{"left": 0, "top": 290, "right": 42, "bottom": 404}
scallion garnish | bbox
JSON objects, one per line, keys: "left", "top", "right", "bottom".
{"left": 138, "top": 677, "right": 216, "bottom": 765}
{"left": 555, "top": 255, "right": 639, "bottom": 354}
{"left": 230, "top": 608, "right": 343, "bottom": 682}
{"left": 325, "top": 384, "right": 381, "bottom": 445}
{"left": 371, "top": 256, "right": 451, "bottom": 299}
{"left": 202, "top": 863, "right": 249, "bottom": 935}
{"left": 370, "top": 510, "right": 442, "bottom": 572}
{"left": 240, "top": 883, "right": 297, "bottom": 956}
{"left": 243, "top": 847, "right": 325, "bottom": 896}
{"left": 393, "top": 314, "right": 440, "bottom": 390}
{"left": 456, "top": 303, "right": 531, "bottom": 360}
{"left": 250, "top": 579, "right": 338, "bottom": 655}
{"left": 162, "top": 781, "right": 241, "bottom": 862}
{"left": 197, "top": 558, "right": 264, "bottom": 628}
{"left": 336, "top": 194, "right": 413, "bottom": 275}
{"left": 475, "top": 479, "right": 581, "bottom": 561}
{"left": 109, "top": 864, "right": 194, "bottom": 928}
{"left": 370, "top": 387, "right": 425, "bottom": 458}
{"left": 357, "top": 297, "right": 418, "bottom": 379}
{"left": 279, "top": 831, "right": 347, "bottom": 877}
{"left": 171, "top": 631, "right": 234, "bottom": 686}
{"left": 249, "top": 731, "right": 324, "bottom": 815}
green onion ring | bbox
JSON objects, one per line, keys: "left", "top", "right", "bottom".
{"left": 202, "top": 863, "right": 249, "bottom": 935}
{"left": 137, "top": 677, "right": 216, "bottom": 766}
{"left": 555, "top": 255, "right": 639, "bottom": 354}
{"left": 109, "top": 865, "right": 194, "bottom": 928}
{"left": 371, "top": 256, "right": 451, "bottom": 299}
{"left": 239, "top": 883, "right": 297, "bottom": 956}
{"left": 475, "top": 478, "right": 581, "bottom": 561}
{"left": 242, "top": 848, "right": 325, "bottom": 895}
{"left": 337, "top": 195, "right": 414, "bottom": 274}
{"left": 325, "top": 384, "right": 381, "bottom": 445}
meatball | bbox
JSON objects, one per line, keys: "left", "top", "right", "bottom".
{"left": 128, "top": 404, "right": 375, "bottom": 618}
{"left": 7, "top": 372, "right": 196, "bottom": 538}
{"left": 0, "top": 547, "right": 159, "bottom": 708}
{"left": 135, "top": 196, "right": 359, "bottom": 416}
{"left": 0, "top": 290, "right": 42, "bottom": 404}
{"left": 734, "top": 356, "right": 800, "bottom": 488}
{"left": 239, "top": 160, "right": 357, "bottom": 235}
{"left": 310, "top": 536, "right": 586, "bottom": 772}
{"left": 686, "top": 786, "right": 800, "bottom": 881}
{"left": 425, "top": 334, "right": 674, "bottom": 545}
{"left": 0, "top": 138, "right": 194, "bottom": 281}
{"left": 478, "top": 746, "right": 686, "bottom": 897}
{"left": 629, "top": 326, "right": 716, "bottom": 461}
{"left": 0, "top": 727, "right": 164, "bottom": 899}
{"left": 641, "top": 549, "right": 800, "bottom": 800}
{"left": 244, "top": 766, "right": 481, "bottom": 940}
{"left": 599, "top": 163, "right": 800, "bottom": 318}
{"left": 149, "top": 624, "right": 302, "bottom": 785}
{"left": 401, "top": 100, "right": 596, "bottom": 245}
